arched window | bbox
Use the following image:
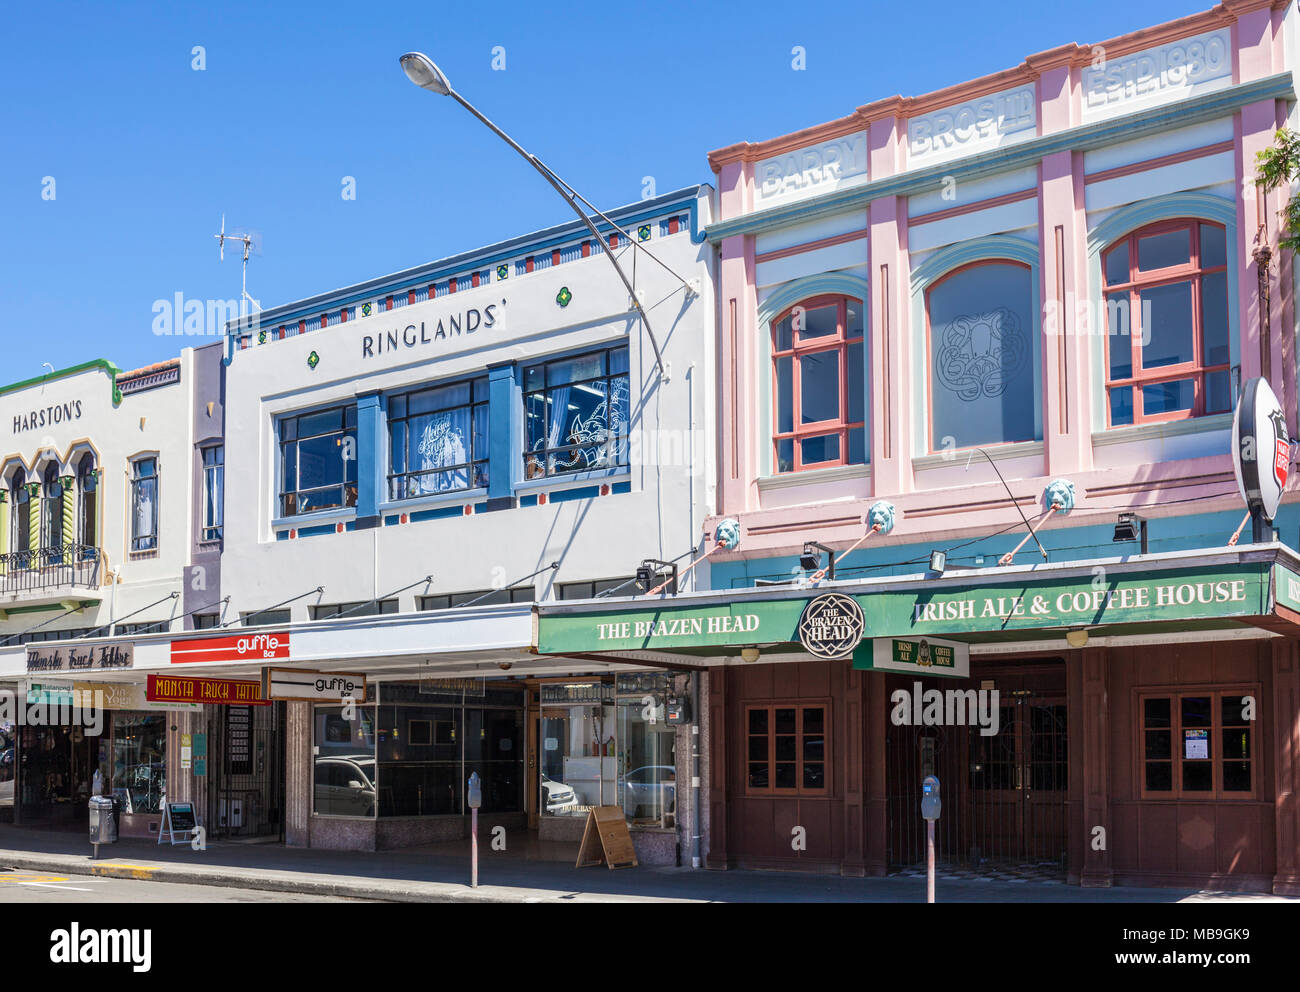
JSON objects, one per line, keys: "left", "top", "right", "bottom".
{"left": 925, "top": 261, "right": 1038, "bottom": 450}
{"left": 771, "top": 295, "right": 866, "bottom": 473}
{"left": 41, "top": 462, "right": 65, "bottom": 561}
{"left": 10, "top": 470, "right": 31, "bottom": 562}
{"left": 1102, "top": 220, "right": 1230, "bottom": 425}
{"left": 77, "top": 454, "right": 98, "bottom": 553}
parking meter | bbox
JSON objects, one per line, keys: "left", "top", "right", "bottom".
{"left": 921, "top": 775, "right": 941, "bottom": 821}
{"left": 467, "top": 772, "right": 482, "bottom": 810}
{"left": 467, "top": 772, "right": 482, "bottom": 888}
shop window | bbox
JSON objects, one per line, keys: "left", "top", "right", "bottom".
{"left": 745, "top": 703, "right": 829, "bottom": 795}
{"left": 541, "top": 679, "right": 616, "bottom": 816}
{"left": 111, "top": 712, "right": 167, "bottom": 815}
{"left": 313, "top": 686, "right": 526, "bottom": 819}
{"left": 311, "top": 600, "right": 399, "bottom": 620}
{"left": 279, "top": 405, "right": 358, "bottom": 517}
{"left": 419, "top": 587, "right": 534, "bottom": 611}
{"left": 76, "top": 454, "right": 98, "bottom": 554}
{"left": 558, "top": 578, "right": 638, "bottom": 600}
{"left": 130, "top": 457, "right": 158, "bottom": 553}
{"left": 618, "top": 692, "right": 676, "bottom": 826}
{"left": 463, "top": 707, "right": 524, "bottom": 816}
{"left": 771, "top": 295, "right": 866, "bottom": 472}
{"left": 1139, "top": 690, "right": 1255, "bottom": 799}
{"left": 241, "top": 609, "right": 291, "bottom": 627}
{"left": 925, "top": 261, "right": 1038, "bottom": 450}
{"left": 388, "top": 378, "right": 488, "bottom": 498}
{"left": 202, "top": 446, "right": 224, "bottom": 543}
{"left": 0, "top": 714, "right": 12, "bottom": 808}
{"left": 118, "top": 621, "right": 171, "bottom": 636}
{"left": 15, "top": 627, "right": 93, "bottom": 644}
{"left": 523, "top": 347, "right": 629, "bottom": 479}
{"left": 313, "top": 704, "right": 378, "bottom": 817}
{"left": 1102, "top": 221, "right": 1231, "bottom": 426}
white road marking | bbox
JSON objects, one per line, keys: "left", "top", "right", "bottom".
{"left": 20, "top": 882, "right": 94, "bottom": 891}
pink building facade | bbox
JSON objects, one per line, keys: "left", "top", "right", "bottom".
{"left": 707, "top": 1, "right": 1297, "bottom": 559}
{"left": 685, "top": 2, "right": 1300, "bottom": 889}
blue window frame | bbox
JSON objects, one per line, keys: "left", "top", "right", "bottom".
{"left": 523, "top": 347, "right": 629, "bottom": 479}
{"left": 388, "top": 378, "right": 488, "bottom": 499}
{"left": 279, "top": 405, "right": 358, "bottom": 517}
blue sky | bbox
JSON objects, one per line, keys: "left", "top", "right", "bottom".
{"left": 0, "top": 0, "right": 1203, "bottom": 378}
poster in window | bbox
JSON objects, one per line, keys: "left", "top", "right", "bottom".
{"left": 1183, "top": 729, "right": 1209, "bottom": 760}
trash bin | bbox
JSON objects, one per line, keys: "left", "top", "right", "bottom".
{"left": 89, "top": 795, "right": 117, "bottom": 854}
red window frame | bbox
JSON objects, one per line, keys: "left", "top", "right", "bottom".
{"left": 770, "top": 295, "right": 865, "bottom": 473}
{"left": 744, "top": 702, "right": 831, "bottom": 797}
{"left": 1102, "top": 219, "right": 1231, "bottom": 427}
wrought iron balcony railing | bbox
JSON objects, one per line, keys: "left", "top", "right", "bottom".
{"left": 0, "top": 545, "right": 103, "bottom": 596}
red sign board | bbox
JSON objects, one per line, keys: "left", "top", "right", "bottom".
{"left": 170, "top": 631, "right": 290, "bottom": 665}
{"left": 147, "top": 674, "right": 269, "bottom": 706}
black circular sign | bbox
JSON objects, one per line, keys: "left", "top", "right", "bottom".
{"left": 797, "top": 593, "right": 865, "bottom": 661}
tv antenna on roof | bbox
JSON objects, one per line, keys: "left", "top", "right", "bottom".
{"left": 214, "top": 214, "right": 263, "bottom": 315}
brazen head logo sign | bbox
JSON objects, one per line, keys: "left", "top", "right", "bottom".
{"left": 797, "top": 593, "right": 865, "bottom": 661}
{"left": 1232, "top": 376, "right": 1290, "bottom": 523}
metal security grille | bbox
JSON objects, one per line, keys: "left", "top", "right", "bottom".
{"left": 207, "top": 702, "right": 285, "bottom": 840}
{"left": 885, "top": 664, "right": 1069, "bottom": 875}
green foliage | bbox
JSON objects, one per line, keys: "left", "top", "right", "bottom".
{"left": 1256, "top": 128, "right": 1300, "bottom": 253}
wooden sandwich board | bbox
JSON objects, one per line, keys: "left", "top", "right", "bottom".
{"left": 575, "top": 806, "right": 638, "bottom": 869}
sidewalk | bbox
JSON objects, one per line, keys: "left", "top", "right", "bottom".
{"left": 0, "top": 826, "right": 1292, "bottom": 903}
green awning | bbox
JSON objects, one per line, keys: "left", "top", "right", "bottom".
{"left": 535, "top": 545, "right": 1300, "bottom": 660}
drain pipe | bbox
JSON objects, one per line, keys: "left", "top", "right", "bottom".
{"left": 691, "top": 671, "right": 702, "bottom": 869}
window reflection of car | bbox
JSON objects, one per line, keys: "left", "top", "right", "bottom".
{"left": 315, "top": 756, "right": 376, "bottom": 816}
{"left": 541, "top": 772, "right": 577, "bottom": 813}
{"left": 621, "top": 765, "right": 676, "bottom": 818}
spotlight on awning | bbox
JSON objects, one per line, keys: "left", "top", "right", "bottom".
{"left": 928, "top": 550, "right": 947, "bottom": 575}
{"left": 800, "top": 542, "right": 833, "bottom": 579}
{"left": 637, "top": 559, "right": 678, "bottom": 595}
{"left": 1113, "top": 512, "right": 1148, "bottom": 554}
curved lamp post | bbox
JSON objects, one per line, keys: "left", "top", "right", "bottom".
{"left": 399, "top": 52, "right": 668, "bottom": 381}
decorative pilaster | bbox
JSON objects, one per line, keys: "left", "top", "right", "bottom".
{"left": 60, "top": 476, "right": 74, "bottom": 547}
{"left": 1273, "top": 638, "right": 1300, "bottom": 895}
{"left": 354, "top": 393, "right": 382, "bottom": 525}
{"left": 705, "top": 667, "right": 728, "bottom": 869}
{"left": 26, "top": 484, "right": 39, "bottom": 554}
{"left": 0, "top": 489, "right": 8, "bottom": 574}
{"left": 841, "top": 663, "right": 866, "bottom": 877}
{"left": 1079, "top": 646, "right": 1112, "bottom": 886}
{"left": 863, "top": 670, "right": 889, "bottom": 876}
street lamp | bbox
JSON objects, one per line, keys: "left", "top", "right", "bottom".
{"left": 398, "top": 52, "right": 670, "bottom": 381}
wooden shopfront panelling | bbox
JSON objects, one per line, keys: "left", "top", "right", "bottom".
{"left": 721, "top": 659, "right": 865, "bottom": 872}
{"left": 1107, "top": 639, "right": 1276, "bottom": 890}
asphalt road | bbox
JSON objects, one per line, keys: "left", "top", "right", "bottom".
{"left": 0, "top": 870, "right": 369, "bottom": 903}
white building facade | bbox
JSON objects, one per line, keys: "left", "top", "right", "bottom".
{"left": 0, "top": 344, "right": 227, "bottom": 836}
{"left": 215, "top": 185, "right": 716, "bottom": 855}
